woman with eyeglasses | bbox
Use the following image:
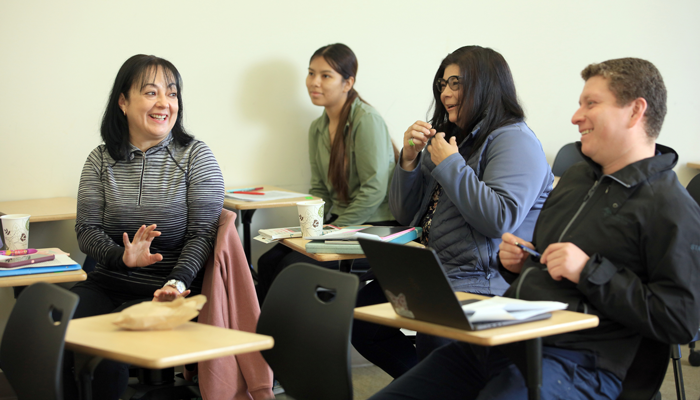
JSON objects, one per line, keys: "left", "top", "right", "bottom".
{"left": 352, "top": 45, "right": 553, "bottom": 378}
{"left": 256, "top": 43, "right": 398, "bottom": 304}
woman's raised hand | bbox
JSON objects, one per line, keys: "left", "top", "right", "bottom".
{"left": 122, "top": 224, "right": 164, "bottom": 268}
{"left": 401, "top": 121, "right": 436, "bottom": 170}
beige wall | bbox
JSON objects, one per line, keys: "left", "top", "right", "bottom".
{"left": 1, "top": 0, "right": 699, "bottom": 316}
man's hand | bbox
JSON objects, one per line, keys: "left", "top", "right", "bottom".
{"left": 499, "top": 233, "right": 534, "bottom": 274}
{"left": 540, "top": 243, "right": 590, "bottom": 284}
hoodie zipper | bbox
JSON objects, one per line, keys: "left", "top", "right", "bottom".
{"left": 557, "top": 179, "right": 601, "bottom": 242}
{"left": 515, "top": 179, "right": 602, "bottom": 299}
{"left": 138, "top": 153, "right": 146, "bottom": 206}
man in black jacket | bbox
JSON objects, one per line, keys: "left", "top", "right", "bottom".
{"left": 369, "top": 59, "right": 700, "bottom": 400}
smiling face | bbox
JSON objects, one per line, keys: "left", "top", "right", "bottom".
{"left": 119, "top": 66, "right": 178, "bottom": 150}
{"left": 306, "top": 56, "right": 352, "bottom": 110}
{"left": 441, "top": 64, "right": 462, "bottom": 123}
{"left": 571, "top": 75, "right": 638, "bottom": 170}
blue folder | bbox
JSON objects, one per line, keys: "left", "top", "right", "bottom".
{"left": 0, "top": 263, "right": 81, "bottom": 277}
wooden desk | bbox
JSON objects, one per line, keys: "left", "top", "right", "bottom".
{"left": 0, "top": 269, "right": 86, "bottom": 288}
{"left": 65, "top": 313, "right": 274, "bottom": 399}
{"left": 279, "top": 238, "right": 423, "bottom": 273}
{"left": 223, "top": 185, "right": 318, "bottom": 266}
{"left": 0, "top": 248, "right": 86, "bottom": 287}
{"left": 687, "top": 162, "right": 700, "bottom": 170}
{"left": 354, "top": 292, "right": 599, "bottom": 400}
{"left": 0, "top": 197, "right": 77, "bottom": 222}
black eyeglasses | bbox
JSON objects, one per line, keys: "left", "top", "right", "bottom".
{"left": 435, "top": 75, "right": 461, "bottom": 93}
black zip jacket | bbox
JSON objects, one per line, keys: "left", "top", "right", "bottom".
{"left": 502, "top": 143, "right": 700, "bottom": 380}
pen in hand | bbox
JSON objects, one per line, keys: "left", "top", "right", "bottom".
{"left": 514, "top": 242, "right": 541, "bottom": 258}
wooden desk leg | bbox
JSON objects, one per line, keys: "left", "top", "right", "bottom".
{"left": 73, "top": 352, "right": 103, "bottom": 400}
{"left": 240, "top": 209, "right": 259, "bottom": 281}
{"left": 339, "top": 259, "right": 353, "bottom": 273}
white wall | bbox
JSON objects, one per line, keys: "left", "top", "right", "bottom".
{"left": 0, "top": 0, "right": 699, "bottom": 275}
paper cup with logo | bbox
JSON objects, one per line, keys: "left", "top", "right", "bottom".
{"left": 297, "top": 200, "right": 325, "bottom": 237}
{"left": 0, "top": 214, "right": 31, "bottom": 250}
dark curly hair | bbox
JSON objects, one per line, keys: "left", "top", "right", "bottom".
{"left": 581, "top": 58, "right": 667, "bottom": 139}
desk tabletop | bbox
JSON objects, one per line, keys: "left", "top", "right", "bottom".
{"left": 0, "top": 197, "right": 77, "bottom": 222}
{"left": 0, "top": 269, "right": 87, "bottom": 288}
{"left": 279, "top": 237, "right": 424, "bottom": 262}
{"left": 687, "top": 162, "right": 700, "bottom": 170}
{"left": 223, "top": 185, "right": 319, "bottom": 211}
{"left": 354, "top": 292, "right": 599, "bottom": 347}
{"left": 65, "top": 314, "right": 274, "bottom": 369}
{"left": 279, "top": 237, "right": 367, "bottom": 262}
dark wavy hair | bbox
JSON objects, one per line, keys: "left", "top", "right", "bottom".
{"left": 101, "top": 54, "right": 193, "bottom": 160}
{"left": 429, "top": 46, "right": 524, "bottom": 152}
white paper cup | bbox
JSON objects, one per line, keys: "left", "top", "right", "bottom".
{"left": 0, "top": 214, "right": 31, "bottom": 250}
{"left": 297, "top": 200, "right": 325, "bottom": 238}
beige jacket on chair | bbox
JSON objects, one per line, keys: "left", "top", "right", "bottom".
{"left": 198, "top": 209, "right": 274, "bottom": 400}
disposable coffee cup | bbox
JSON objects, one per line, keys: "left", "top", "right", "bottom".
{"left": 0, "top": 214, "right": 31, "bottom": 250}
{"left": 296, "top": 200, "right": 325, "bottom": 238}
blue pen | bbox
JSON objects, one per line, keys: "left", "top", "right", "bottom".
{"left": 514, "top": 242, "right": 541, "bottom": 258}
{"left": 226, "top": 186, "right": 263, "bottom": 193}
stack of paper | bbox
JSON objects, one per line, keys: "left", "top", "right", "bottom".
{"left": 461, "top": 297, "right": 568, "bottom": 323}
{"left": 0, "top": 253, "right": 81, "bottom": 277}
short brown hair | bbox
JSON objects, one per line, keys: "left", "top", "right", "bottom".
{"left": 581, "top": 58, "right": 667, "bottom": 138}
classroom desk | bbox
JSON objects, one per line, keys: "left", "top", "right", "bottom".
{"left": 354, "top": 291, "right": 599, "bottom": 400}
{"left": 0, "top": 248, "right": 86, "bottom": 288}
{"left": 65, "top": 313, "right": 274, "bottom": 400}
{"left": 0, "top": 269, "right": 86, "bottom": 288}
{"left": 279, "top": 237, "right": 424, "bottom": 273}
{"left": 0, "top": 197, "right": 77, "bottom": 222}
{"left": 223, "top": 185, "right": 318, "bottom": 266}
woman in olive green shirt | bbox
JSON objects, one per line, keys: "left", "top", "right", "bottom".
{"left": 256, "top": 43, "right": 396, "bottom": 303}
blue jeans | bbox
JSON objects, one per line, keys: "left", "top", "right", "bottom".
{"left": 369, "top": 342, "right": 622, "bottom": 400}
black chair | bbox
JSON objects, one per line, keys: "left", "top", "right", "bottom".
{"left": 257, "top": 263, "right": 359, "bottom": 400}
{"left": 0, "top": 282, "right": 79, "bottom": 400}
{"left": 686, "top": 173, "right": 700, "bottom": 367}
{"left": 618, "top": 337, "right": 669, "bottom": 400}
{"left": 551, "top": 142, "right": 586, "bottom": 177}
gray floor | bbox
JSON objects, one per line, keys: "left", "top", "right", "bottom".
{"left": 276, "top": 344, "right": 700, "bottom": 400}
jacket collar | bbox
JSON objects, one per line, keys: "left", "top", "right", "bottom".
{"left": 127, "top": 133, "right": 174, "bottom": 160}
{"left": 317, "top": 97, "right": 361, "bottom": 134}
{"left": 577, "top": 142, "right": 678, "bottom": 187}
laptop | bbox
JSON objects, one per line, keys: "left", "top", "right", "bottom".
{"left": 358, "top": 239, "right": 552, "bottom": 331}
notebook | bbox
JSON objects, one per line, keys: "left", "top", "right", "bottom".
{"left": 0, "top": 263, "right": 81, "bottom": 277}
{"left": 358, "top": 239, "right": 555, "bottom": 331}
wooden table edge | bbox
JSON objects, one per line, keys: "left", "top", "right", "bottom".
{"left": 223, "top": 185, "right": 320, "bottom": 211}
{"left": 64, "top": 337, "right": 274, "bottom": 369}
{"left": 0, "top": 269, "right": 86, "bottom": 287}
{"left": 278, "top": 237, "right": 365, "bottom": 262}
{"left": 353, "top": 307, "right": 599, "bottom": 347}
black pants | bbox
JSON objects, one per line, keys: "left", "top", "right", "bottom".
{"left": 351, "top": 279, "right": 454, "bottom": 378}
{"left": 62, "top": 277, "right": 154, "bottom": 400}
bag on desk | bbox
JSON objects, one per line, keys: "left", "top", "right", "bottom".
{"left": 113, "top": 295, "right": 207, "bottom": 330}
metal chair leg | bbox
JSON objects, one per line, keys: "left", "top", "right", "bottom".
{"left": 671, "top": 344, "right": 685, "bottom": 400}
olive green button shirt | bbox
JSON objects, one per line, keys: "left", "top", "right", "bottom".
{"left": 308, "top": 97, "right": 395, "bottom": 226}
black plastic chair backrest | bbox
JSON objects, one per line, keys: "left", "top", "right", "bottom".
{"left": 617, "top": 337, "right": 670, "bottom": 400}
{"left": 552, "top": 142, "right": 586, "bottom": 177}
{"left": 0, "top": 282, "right": 79, "bottom": 400}
{"left": 686, "top": 174, "right": 700, "bottom": 206}
{"left": 257, "top": 263, "right": 359, "bottom": 400}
